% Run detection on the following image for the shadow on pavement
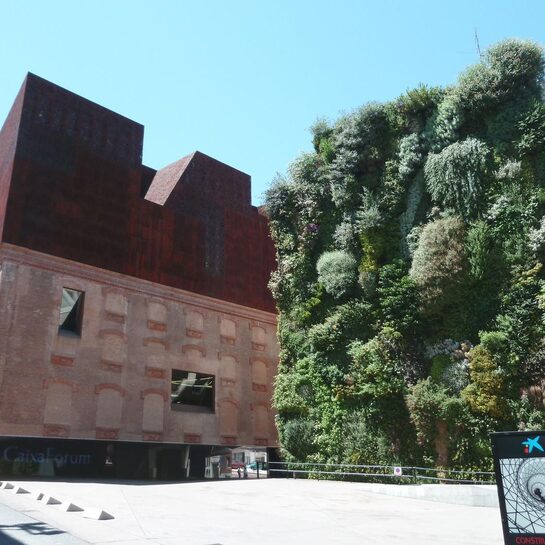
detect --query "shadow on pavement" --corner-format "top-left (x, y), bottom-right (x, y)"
top-left (0, 529), bottom-right (24, 545)
top-left (0, 522), bottom-right (66, 545)
top-left (0, 521), bottom-right (65, 536)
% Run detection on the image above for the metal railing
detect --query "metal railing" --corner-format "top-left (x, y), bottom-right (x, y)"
top-left (267, 461), bottom-right (496, 485)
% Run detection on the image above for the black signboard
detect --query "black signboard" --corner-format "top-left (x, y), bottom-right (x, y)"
top-left (491, 430), bottom-right (545, 545)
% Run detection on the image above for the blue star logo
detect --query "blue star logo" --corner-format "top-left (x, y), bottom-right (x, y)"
top-left (522, 436), bottom-right (544, 454)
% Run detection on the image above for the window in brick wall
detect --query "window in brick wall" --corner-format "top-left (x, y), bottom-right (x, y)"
top-left (171, 370), bottom-right (215, 412)
top-left (59, 288), bottom-right (84, 335)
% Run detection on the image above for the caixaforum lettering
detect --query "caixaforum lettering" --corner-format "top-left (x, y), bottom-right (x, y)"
top-left (3, 446), bottom-right (91, 465)
top-left (515, 537), bottom-right (545, 544)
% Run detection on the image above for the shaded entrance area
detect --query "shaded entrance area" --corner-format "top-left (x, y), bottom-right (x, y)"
top-left (0, 437), bottom-right (270, 481)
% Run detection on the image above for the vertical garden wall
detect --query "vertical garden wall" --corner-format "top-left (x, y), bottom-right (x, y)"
top-left (265, 39), bottom-right (545, 470)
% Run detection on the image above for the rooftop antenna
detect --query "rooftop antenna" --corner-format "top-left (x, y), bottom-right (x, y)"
top-left (474, 28), bottom-right (482, 58)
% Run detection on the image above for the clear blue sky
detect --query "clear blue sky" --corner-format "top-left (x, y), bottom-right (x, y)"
top-left (1, 1), bottom-right (545, 205)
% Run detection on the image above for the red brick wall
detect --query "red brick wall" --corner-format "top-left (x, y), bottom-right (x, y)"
top-left (0, 74), bottom-right (276, 313)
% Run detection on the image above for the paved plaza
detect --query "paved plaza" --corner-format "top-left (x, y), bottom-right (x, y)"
top-left (0, 478), bottom-right (504, 545)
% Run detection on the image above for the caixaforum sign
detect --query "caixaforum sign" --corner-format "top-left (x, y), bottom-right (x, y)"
top-left (2, 445), bottom-right (91, 466)
top-left (491, 431), bottom-right (545, 545)
top-left (0, 437), bottom-right (105, 478)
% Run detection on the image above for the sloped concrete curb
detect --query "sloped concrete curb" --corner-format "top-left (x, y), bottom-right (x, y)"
top-left (13, 485), bottom-right (29, 494)
top-left (0, 482), bottom-right (114, 519)
top-left (357, 482), bottom-right (499, 507)
top-left (60, 501), bottom-right (84, 512)
top-left (41, 494), bottom-right (62, 505)
top-left (83, 508), bottom-right (114, 520)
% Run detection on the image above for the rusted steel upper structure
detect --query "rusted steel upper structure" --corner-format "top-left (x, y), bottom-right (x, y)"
top-left (0, 74), bottom-right (276, 313)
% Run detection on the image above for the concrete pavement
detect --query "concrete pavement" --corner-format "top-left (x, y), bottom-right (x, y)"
top-left (0, 478), bottom-right (504, 545)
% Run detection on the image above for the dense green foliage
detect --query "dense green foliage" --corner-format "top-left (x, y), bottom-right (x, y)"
top-left (265, 39), bottom-right (545, 470)
top-left (316, 251), bottom-right (358, 298)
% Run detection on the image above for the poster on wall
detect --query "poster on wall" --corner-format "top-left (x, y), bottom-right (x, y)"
top-left (491, 431), bottom-right (545, 545)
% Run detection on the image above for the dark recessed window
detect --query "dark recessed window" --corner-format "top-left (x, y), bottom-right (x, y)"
top-left (171, 370), bottom-right (215, 411)
top-left (59, 288), bottom-right (84, 335)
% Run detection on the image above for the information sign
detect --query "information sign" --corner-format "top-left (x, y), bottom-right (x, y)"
top-left (491, 431), bottom-right (545, 545)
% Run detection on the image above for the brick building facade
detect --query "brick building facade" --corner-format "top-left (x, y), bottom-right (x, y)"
top-left (0, 74), bottom-right (278, 480)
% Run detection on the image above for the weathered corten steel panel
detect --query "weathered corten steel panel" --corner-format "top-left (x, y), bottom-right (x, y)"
top-left (0, 74), bottom-right (276, 313)
top-left (0, 77), bottom-right (26, 241)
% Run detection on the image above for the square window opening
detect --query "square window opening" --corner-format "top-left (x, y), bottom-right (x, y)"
top-left (171, 370), bottom-right (215, 412)
top-left (59, 288), bottom-right (84, 335)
